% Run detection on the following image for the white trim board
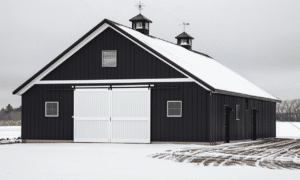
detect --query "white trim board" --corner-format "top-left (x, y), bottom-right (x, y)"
top-left (15, 23), bottom-right (211, 95)
top-left (36, 78), bottom-right (194, 84)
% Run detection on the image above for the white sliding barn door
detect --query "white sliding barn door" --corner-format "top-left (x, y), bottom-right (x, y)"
top-left (74, 89), bottom-right (110, 142)
top-left (73, 88), bottom-right (150, 143)
top-left (111, 88), bottom-right (151, 143)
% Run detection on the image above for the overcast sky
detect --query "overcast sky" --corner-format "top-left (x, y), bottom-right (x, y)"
top-left (0, 0), bottom-right (299, 109)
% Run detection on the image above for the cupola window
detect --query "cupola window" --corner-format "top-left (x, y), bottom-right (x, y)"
top-left (145, 22), bottom-right (149, 30)
top-left (136, 22), bottom-right (142, 29)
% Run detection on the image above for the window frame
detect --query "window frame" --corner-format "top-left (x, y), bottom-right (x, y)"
top-left (167, 101), bottom-right (182, 117)
top-left (45, 101), bottom-right (59, 117)
top-left (236, 104), bottom-right (240, 120)
top-left (102, 50), bottom-right (117, 67)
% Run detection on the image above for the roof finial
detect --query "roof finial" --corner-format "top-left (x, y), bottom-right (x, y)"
top-left (179, 21), bottom-right (190, 32)
top-left (135, 1), bottom-right (145, 14)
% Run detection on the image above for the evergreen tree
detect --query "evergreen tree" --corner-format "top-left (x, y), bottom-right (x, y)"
top-left (5, 104), bottom-right (14, 114)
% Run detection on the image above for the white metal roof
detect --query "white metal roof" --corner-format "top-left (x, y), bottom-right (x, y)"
top-left (115, 24), bottom-right (280, 102)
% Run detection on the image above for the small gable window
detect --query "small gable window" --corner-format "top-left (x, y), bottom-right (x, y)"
top-left (167, 101), bottom-right (182, 117)
top-left (45, 102), bottom-right (59, 117)
top-left (102, 50), bottom-right (117, 67)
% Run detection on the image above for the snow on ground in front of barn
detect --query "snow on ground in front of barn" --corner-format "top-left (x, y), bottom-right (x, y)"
top-left (0, 143), bottom-right (300, 180)
top-left (0, 123), bottom-right (300, 179)
top-left (276, 122), bottom-right (300, 138)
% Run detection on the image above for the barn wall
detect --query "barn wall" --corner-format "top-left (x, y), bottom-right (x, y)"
top-left (210, 93), bottom-right (276, 142)
top-left (22, 84), bottom-right (74, 140)
top-left (22, 82), bottom-right (208, 142)
top-left (42, 27), bottom-right (186, 80)
top-left (151, 82), bottom-right (208, 142)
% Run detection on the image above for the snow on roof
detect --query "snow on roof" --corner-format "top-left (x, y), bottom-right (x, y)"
top-left (115, 24), bottom-right (280, 101)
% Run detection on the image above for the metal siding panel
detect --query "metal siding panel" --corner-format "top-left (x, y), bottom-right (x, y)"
top-left (30, 87), bottom-right (35, 139)
top-left (186, 83), bottom-right (193, 141)
top-left (169, 83), bottom-right (175, 141)
top-left (178, 83), bottom-right (184, 141)
top-left (131, 41), bottom-right (135, 79)
top-left (206, 92), bottom-right (210, 142)
top-left (183, 83), bottom-right (189, 141)
top-left (95, 36), bottom-right (99, 79)
top-left (174, 83), bottom-right (179, 141)
top-left (211, 94), bottom-right (216, 142)
top-left (156, 84), bottom-right (162, 140)
top-left (21, 95), bottom-right (27, 139)
top-left (197, 86), bottom-right (203, 141)
top-left (165, 86), bottom-right (170, 141)
top-left (192, 83), bottom-right (198, 141)
top-left (151, 88), bottom-right (157, 141)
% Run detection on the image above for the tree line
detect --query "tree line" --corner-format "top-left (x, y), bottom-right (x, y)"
top-left (276, 99), bottom-right (300, 122)
top-left (0, 104), bottom-right (22, 120)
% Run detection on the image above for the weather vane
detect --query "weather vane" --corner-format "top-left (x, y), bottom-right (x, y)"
top-left (179, 21), bottom-right (190, 32)
top-left (135, 1), bottom-right (145, 14)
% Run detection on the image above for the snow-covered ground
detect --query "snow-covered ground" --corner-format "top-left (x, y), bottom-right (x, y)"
top-left (1, 143), bottom-right (300, 180)
top-left (0, 122), bottom-right (300, 179)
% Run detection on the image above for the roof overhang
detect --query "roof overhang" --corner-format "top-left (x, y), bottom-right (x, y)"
top-left (213, 89), bottom-right (282, 103)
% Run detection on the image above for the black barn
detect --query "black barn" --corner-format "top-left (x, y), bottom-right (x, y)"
top-left (13, 14), bottom-right (281, 144)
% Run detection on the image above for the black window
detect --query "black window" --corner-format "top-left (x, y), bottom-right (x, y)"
top-left (167, 101), bottom-right (182, 117)
top-left (45, 102), bottom-right (59, 117)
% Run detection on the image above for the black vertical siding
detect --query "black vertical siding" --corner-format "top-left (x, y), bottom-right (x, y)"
top-left (22, 82), bottom-right (208, 142)
top-left (22, 82), bottom-right (276, 142)
top-left (150, 82), bottom-right (208, 142)
top-left (22, 85), bottom-right (74, 140)
top-left (210, 93), bottom-right (277, 142)
top-left (42, 28), bottom-right (186, 80)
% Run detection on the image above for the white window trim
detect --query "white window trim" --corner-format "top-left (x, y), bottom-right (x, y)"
top-left (236, 104), bottom-right (240, 120)
top-left (167, 101), bottom-right (182, 117)
top-left (136, 22), bottom-right (142, 29)
top-left (45, 101), bottom-right (59, 117)
top-left (102, 50), bottom-right (117, 67)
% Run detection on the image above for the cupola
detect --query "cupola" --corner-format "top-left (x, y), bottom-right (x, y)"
top-left (129, 14), bottom-right (152, 35)
top-left (175, 32), bottom-right (194, 50)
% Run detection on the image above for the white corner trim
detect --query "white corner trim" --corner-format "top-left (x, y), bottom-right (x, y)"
top-left (15, 23), bottom-right (211, 95)
top-left (36, 78), bottom-right (194, 84)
